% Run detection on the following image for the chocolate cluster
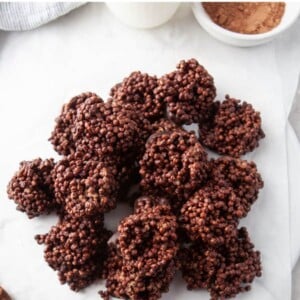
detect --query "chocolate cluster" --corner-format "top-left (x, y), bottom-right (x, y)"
top-left (69, 99), bottom-right (143, 157)
top-left (210, 156), bottom-right (264, 217)
top-left (110, 71), bottom-right (163, 122)
top-left (51, 93), bottom-right (151, 160)
top-left (52, 152), bottom-right (119, 218)
top-left (199, 96), bottom-right (265, 157)
top-left (35, 214), bottom-right (111, 291)
top-left (155, 58), bottom-right (216, 125)
top-left (49, 92), bottom-right (102, 156)
top-left (140, 130), bottom-right (209, 203)
top-left (180, 227), bottom-right (262, 300)
top-left (180, 186), bottom-right (239, 246)
top-left (7, 158), bottom-right (56, 218)
top-left (101, 242), bottom-right (177, 300)
top-left (101, 197), bottom-right (178, 300)
top-left (7, 58), bottom-right (265, 299)
top-left (118, 198), bottom-right (178, 268)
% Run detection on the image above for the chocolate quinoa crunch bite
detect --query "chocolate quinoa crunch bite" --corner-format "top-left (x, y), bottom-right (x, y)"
top-left (101, 198), bottom-right (178, 300)
top-left (7, 158), bottom-right (56, 218)
top-left (101, 243), bottom-right (177, 300)
top-left (180, 227), bottom-right (262, 300)
top-left (36, 214), bottom-right (111, 291)
top-left (50, 92), bottom-right (103, 156)
top-left (73, 100), bottom-right (143, 157)
top-left (52, 152), bottom-right (119, 218)
top-left (179, 242), bottom-right (223, 290)
top-left (199, 96), bottom-right (265, 157)
top-left (210, 156), bottom-right (264, 217)
top-left (111, 71), bottom-right (163, 121)
top-left (180, 186), bottom-right (239, 246)
top-left (140, 130), bottom-right (209, 203)
top-left (7, 59), bottom-right (266, 300)
top-left (118, 201), bottom-right (178, 269)
top-left (155, 58), bottom-right (216, 125)
top-left (51, 93), bottom-right (151, 159)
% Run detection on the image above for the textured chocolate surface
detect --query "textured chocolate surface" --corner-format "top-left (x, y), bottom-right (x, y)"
top-left (155, 59), bottom-right (216, 125)
top-left (199, 96), bottom-right (265, 157)
top-left (7, 158), bottom-right (56, 218)
top-left (35, 214), bottom-right (111, 291)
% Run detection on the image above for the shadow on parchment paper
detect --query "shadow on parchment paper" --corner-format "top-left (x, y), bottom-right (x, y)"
top-left (293, 257), bottom-right (300, 300)
top-left (0, 32), bottom-right (8, 57)
top-left (290, 74), bottom-right (300, 300)
top-left (289, 75), bottom-right (300, 142)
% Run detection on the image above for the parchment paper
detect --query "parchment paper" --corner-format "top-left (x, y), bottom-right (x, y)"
top-left (0, 4), bottom-right (300, 300)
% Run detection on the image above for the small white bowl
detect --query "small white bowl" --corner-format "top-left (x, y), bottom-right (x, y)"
top-left (192, 2), bottom-right (300, 47)
top-left (106, 2), bottom-right (180, 29)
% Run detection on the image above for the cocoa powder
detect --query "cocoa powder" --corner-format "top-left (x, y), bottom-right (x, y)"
top-left (202, 2), bottom-right (285, 34)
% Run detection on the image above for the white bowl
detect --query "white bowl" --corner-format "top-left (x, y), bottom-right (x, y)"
top-left (106, 2), bottom-right (180, 29)
top-left (192, 2), bottom-right (300, 47)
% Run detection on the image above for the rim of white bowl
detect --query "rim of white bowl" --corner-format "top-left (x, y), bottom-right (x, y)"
top-left (192, 2), bottom-right (300, 40)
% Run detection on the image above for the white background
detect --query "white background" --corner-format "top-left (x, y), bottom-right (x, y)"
top-left (1, 3), bottom-right (300, 300)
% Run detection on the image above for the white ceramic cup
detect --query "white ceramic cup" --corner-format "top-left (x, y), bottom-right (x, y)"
top-left (106, 2), bottom-right (180, 29)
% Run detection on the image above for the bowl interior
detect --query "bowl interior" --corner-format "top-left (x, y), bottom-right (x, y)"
top-left (194, 2), bottom-right (300, 40)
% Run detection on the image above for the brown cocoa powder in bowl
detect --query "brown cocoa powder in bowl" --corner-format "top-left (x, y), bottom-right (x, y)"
top-left (202, 2), bottom-right (285, 34)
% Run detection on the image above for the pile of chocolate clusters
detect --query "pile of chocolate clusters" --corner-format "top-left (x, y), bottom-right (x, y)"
top-left (7, 59), bottom-right (264, 300)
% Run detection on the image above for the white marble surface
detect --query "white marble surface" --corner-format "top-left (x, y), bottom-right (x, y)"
top-left (0, 3), bottom-right (300, 300)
